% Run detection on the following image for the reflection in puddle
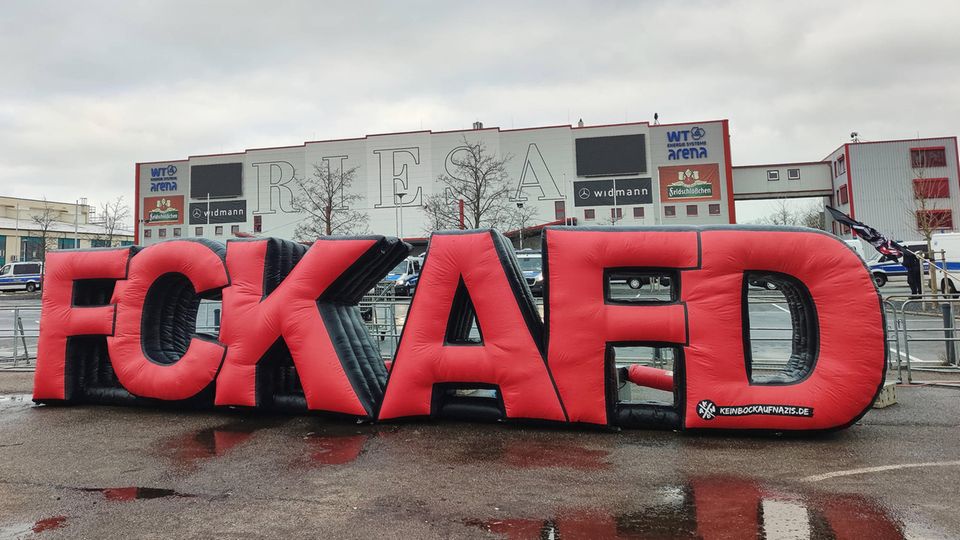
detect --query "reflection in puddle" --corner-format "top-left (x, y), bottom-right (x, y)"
top-left (80, 486), bottom-right (194, 501)
top-left (32, 515), bottom-right (68, 533)
top-left (304, 432), bottom-right (369, 465)
top-left (159, 417), bottom-right (286, 469)
top-left (458, 440), bottom-right (610, 470)
top-left (467, 476), bottom-right (916, 539)
top-left (0, 394), bottom-right (39, 411)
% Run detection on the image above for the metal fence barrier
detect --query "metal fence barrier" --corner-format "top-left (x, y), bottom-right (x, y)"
top-left (6, 288), bottom-right (960, 387)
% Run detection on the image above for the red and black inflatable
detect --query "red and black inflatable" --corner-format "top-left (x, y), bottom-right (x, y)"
top-left (33, 226), bottom-right (886, 433)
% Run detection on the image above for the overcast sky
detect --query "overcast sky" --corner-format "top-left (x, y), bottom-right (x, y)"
top-left (1, 1), bottom-right (957, 222)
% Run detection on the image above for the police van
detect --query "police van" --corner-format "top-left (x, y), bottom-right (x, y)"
top-left (0, 262), bottom-right (43, 292)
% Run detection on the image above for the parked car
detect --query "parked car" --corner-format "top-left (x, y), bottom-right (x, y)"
top-left (385, 256), bottom-right (423, 296)
top-left (515, 250), bottom-right (543, 296)
top-left (866, 241), bottom-right (944, 289)
top-left (0, 261), bottom-right (43, 292)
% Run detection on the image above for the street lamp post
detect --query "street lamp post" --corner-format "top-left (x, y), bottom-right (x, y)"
top-left (396, 186), bottom-right (408, 239)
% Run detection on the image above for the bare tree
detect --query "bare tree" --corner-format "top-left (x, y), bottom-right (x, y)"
top-left (421, 188), bottom-right (461, 233)
top-left (423, 137), bottom-right (513, 230)
top-left (29, 197), bottom-right (59, 262)
top-left (291, 162), bottom-right (370, 240)
top-left (93, 196), bottom-right (131, 246)
top-left (508, 204), bottom-right (539, 249)
top-left (797, 205), bottom-right (826, 230)
top-left (906, 162), bottom-right (950, 294)
top-left (756, 199), bottom-right (798, 226)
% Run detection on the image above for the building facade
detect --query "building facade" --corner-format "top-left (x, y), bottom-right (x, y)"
top-left (0, 196), bottom-right (134, 264)
top-left (135, 120), bottom-right (736, 246)
top-left (822, 137), bottom-right (960, 242)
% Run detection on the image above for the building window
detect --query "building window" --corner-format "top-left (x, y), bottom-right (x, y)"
top-left (231, 225), bottom-right (240, 235)
top-left (555, 201), bottom-right (566, 221)
top-left (610, 207), bottom-right (623, 220)
top-left (584, 209), bottom-right (595, 221)
top-left (158, 229), bottom-right (167, 238)
top-left (914, 177), bottom-right (950, 199)
top-left (686, 205), bottom-right (698, 216)
top-left (917, 209), bottom-right (953, 231)
top-left (664, 205), bottom-right (676, 217)
top-left (195, 227), bottom-right (203, 236)
top-left (709, 203), bottom-right (721, 216)
top-left (173, 228), bottom-right (182, 237)
top-left (835, 156), bottom-right (846, 176)
top-left (254, 215), bottom-right (262, 233)
top-left (91, 239), bottom-right (110, 248)
top-left (839, 185), bottom-right (849, 205)
top-left (911, 147), bottom-right (947, 169)
top-left (787, 168), bottom-right (801, 180)
top-left (215, 226), bottom-right (224, 236)
top-left (766, 170), bottom-right (780, 181)
top-left (633, 207), bottom-right (644, 218)
top-left (20, 237), bottom-right (43, 261)
top-left (58, 238), bottom-right (77, 250)
top-left (144, 229), bottom-right (152, 238)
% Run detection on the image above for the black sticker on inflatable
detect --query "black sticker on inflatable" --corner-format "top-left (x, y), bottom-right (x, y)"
top-left (696, 399), bottom-right (813, 420)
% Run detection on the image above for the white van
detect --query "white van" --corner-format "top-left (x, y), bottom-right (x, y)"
top-left (0, 261), bottom-right (43, 292)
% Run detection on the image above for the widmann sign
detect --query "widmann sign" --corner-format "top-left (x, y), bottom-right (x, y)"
top-left (33, 227), bottom-right (886, 433)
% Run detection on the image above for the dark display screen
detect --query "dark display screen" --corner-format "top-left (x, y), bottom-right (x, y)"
top-left (190, 163), bottom-right (243, 199)
top-left (575, 134), bottom-right (647, 177)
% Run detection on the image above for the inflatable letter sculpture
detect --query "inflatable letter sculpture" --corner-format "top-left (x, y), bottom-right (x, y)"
top-left (34, 226), bottom-right (886, 433)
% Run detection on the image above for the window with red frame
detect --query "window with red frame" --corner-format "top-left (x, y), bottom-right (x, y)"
top-left (709, 203), bottom-right (721, 215)
top-left (913, 178), bottom-right (950, 199)
top-left (664, 205), bottom-right (676, 217)
top-left (633, 207), bottom-right (644, 218)
top-left (555, 201), bottom-right (566, 220)
top-left (911, 147), bottom-right (947, 169)
top-left (686, 205), bottom-right (698, 216)
top-left (839, 185), bottom-right (849, 205)
top-left (834, 156), bottom-right (846, 176)
top-left (917, 209), bottom-right (953, 231)
top-left (584, 208), bottom-right (595, 221)
top-left (610, 207), bottom-right (623, 220)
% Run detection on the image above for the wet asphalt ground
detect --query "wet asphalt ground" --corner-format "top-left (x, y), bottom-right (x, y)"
top-left (0, 372), bottom-right (959, 539)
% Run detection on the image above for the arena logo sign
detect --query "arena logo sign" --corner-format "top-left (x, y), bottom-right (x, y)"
top-left (666, 126), bottom-right (708, 161)
top-left (32, 227), bottom-right (886, 434)
top-left (149, 164), bottom-right (179, 192)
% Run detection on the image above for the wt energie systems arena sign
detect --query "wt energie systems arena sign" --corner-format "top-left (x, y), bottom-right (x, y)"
top-left (33, 226), bottom-right (886, 433)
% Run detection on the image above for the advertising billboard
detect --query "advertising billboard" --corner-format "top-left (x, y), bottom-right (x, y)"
top-left (658, 164), bottom-right (721, 202)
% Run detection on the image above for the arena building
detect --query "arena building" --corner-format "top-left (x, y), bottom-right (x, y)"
top-left (134, 120), bottom-right (959, 247)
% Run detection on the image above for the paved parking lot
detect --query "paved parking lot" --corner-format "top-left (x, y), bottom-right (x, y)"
top-left (0, 371), bottom-right (958, 538)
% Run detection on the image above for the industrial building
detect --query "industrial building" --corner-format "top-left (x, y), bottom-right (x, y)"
top-left (0, 196), bottom-right (134, 264)
top-left (134, 121), bottom-right (959, 247)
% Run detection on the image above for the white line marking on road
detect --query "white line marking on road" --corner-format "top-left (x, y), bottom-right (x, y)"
top-left (887, 346), bottom-right (926, 363)
top-left (801, 460), bottom-right (960, 482)
top-left (771, 303), bottom-right (790, 314)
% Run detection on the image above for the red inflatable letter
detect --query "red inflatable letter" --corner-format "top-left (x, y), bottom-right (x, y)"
top-left (378, 230), bottom-right (566, 422)
top-left (107, 240), bottom-right (229, 401)
top-left (34, 248), bottom-right (133, 401)
top-left (544, 228), bottom-right (697, 426)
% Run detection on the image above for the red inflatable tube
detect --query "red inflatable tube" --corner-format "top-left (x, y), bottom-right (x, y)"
top-left (107, 240), bottom-right (229, 401)
top-left (33, 248), bottom-right (133, 401)
top-left (625, 365), bottom-right (674, 393)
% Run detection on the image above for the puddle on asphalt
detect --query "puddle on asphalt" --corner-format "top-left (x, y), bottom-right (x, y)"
top-left (303, 432), bottom-right (370, 465)
top-left (0, 394), bottom-right (40, 412)
top-left (455, 440), bottom-right (610, 470)
top-left (79, 486), bottom-right (195, 501)
top-left (32, 515), bottom-right (68, 532)
top-left (465, 476), bottom-right (932, 539)
top-left (159, 416), bottom-right (288, 469)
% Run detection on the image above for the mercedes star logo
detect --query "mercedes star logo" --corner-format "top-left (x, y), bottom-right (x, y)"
top-left (578, 187), bottom-right (591, 199)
